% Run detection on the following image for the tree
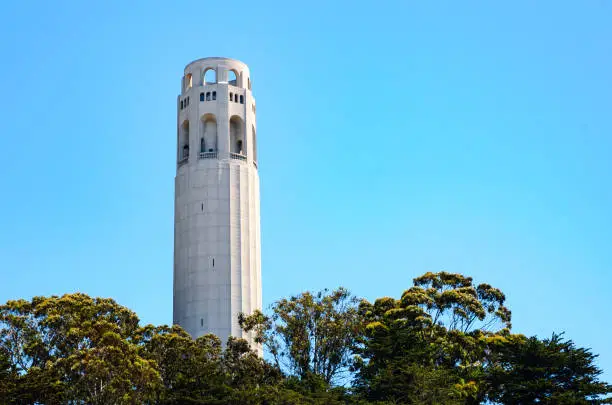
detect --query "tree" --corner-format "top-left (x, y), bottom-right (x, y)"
top-left (0, 293), bottom-right (161, 404)
top-left (137, 325), bottom-right (295, 405)
top-left (486, 333), bottom-right (612, 404)
top-left (222, 337), bottom-right (300, 405)
top-left (239, 287), bottom-right (362, 386)
top-left (0, 348), bottom-right (15, 404)
top-left (136, 325), bottom-right (229, 404)
top-left (408, 271), bottom-right (511, 333)
top-left (1, 275), bottom-right (610, 405)
top-left (354, 272), bottom-right (512, 404)
top-left (354, 296), bottom-right (472, 404)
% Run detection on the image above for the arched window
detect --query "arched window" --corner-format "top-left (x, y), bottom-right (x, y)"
top-left (228, 70), bottom-right (238, 86)
top-left (206, 92), bottom-right (211, 101)
top-left (212, 91), bottom-right (217, 100)
top-left (230, 116), bottom-right (245, 155)
top-left (180, 100), bottom-right (183, 110)
top-left (203, 68), bottom-right (216, 84)
top-left (200, 114), bottom-right (218, 153)
top-left (200, 93), bottom-right (204, 102)
top-left (229, 92), bottom-right (233, 102)
top-left (239, 95), bottom-right (244, 104)
top-left (180, 120), bottom-right (190, 161)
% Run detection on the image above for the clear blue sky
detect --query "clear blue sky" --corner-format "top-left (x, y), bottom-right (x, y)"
top-left (1, 0), bottom-right (611, 379)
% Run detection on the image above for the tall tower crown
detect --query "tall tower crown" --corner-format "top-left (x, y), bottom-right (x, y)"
top-left (177, 57), bottom-right (257, 165)
top-left (174, 57), bottom-right (261, 350)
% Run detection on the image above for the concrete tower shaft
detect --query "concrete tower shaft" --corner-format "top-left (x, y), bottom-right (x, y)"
top-left (173, 57), bottom-right (261, 348)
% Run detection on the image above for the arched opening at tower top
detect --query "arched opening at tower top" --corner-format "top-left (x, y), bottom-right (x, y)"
top-left (230, 116), bottom-right (245, 155)
top-left (200, 114), bottom-right (218, 154)
top-left (228, 70), bottom-right (238, 86)
top-left (184, 74), bottom-right (193, 91)
top-left (203, 68), bottom-right (216, 84)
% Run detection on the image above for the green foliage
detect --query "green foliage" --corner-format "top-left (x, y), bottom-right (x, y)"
top-left (0, 348), bottom-right (16, 404)
top-left (0, 293), bottom-right (160, 404)
top-left (353, 272), bottom-right (611, 404)
top-left (409, 271), bottom-right (511, 333)
top-left (135, 325), bottom-right (228, 403)
top-left (239, 287), bottom-right (362, 386)
top-left (485, 333), bottom-right (612, 404)
top-left (353, 272), bottom-right (511, 403)
top-left (0, 272), bottom-right (610, 404)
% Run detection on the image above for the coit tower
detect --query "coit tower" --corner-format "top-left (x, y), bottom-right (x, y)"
top-left (173, 57), bottom-right (261, 347)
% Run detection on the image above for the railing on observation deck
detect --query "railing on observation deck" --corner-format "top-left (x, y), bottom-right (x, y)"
top-left (199, 151), bottom-right (217, 159)
top-left (230, 153), bottom-right (247, 162)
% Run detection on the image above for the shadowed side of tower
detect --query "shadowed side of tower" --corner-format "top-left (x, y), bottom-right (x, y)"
top-left (173, 57), bottom-right (261, 352)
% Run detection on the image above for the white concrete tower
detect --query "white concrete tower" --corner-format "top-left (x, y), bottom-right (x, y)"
top-left (173, 57), bottom-right (261, 347)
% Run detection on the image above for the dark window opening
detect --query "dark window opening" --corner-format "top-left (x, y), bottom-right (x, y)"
top-left (200, 93), bottom-right (204, 102)
top-left (180, 100), bottom-right (183, 109)
top-left (201, 318), bottom-right (203, 327)
top-left (239, 95), bottom-right (244, 104)
top-left (229, 92), bottom-right (233, 102)
top-left (212, 91), bottom-right (216, 100)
